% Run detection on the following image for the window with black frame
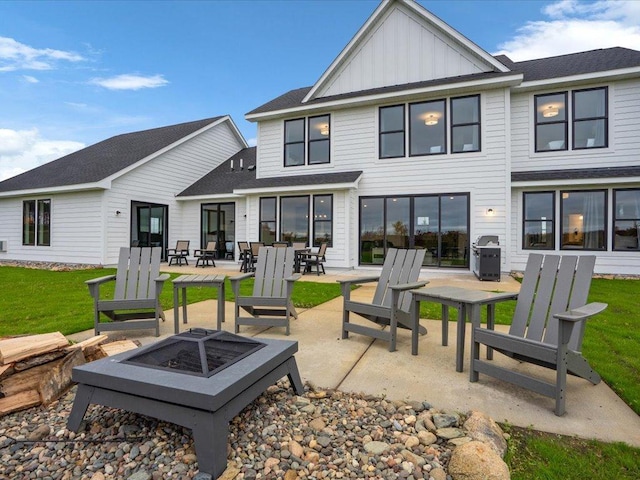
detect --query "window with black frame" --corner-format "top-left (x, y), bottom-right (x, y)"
top-left (535, 92), bottom-right (568, 152)
top-left (560, 190), bottom-right (606, 250)
top-left (259, 197), bottom-right (277, 244)
top-left (280, 196), bottom-right (309, 245)
top-left (410, 100), bottom-right (446, 155)
top-left (573, 87), bottom-right (607, 149)
top-left (313, 195), bottom-right (332, 246)
top-left (379, 105), bottom-right (405, 158)
top-left (284, 118), bottom-right (305, 167)
top-left (308, 115), bottom-right (330, 164)
top-left (613, 189), bottom-right (640, 251)
top-left (523, 192), bottom-right (555, 249)
top-left (23, 199), bottom-right (50, 246)
top-left (451, 95), bottom-right (480, 153)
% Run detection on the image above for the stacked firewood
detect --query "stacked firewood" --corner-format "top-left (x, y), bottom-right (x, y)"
top-left (0, 332), bottom-right (139, 417)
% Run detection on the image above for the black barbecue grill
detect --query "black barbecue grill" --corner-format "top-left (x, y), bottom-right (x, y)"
top-left (472, 235), bottom-right (501, 281)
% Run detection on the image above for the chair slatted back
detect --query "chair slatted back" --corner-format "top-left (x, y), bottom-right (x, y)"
top-left (372, 248), bottom-right (426, 311)
top-left (509, 254), bottom-right (596, 351)
top-left (114, 247), bottom-right (161, 301)
top-left (253, 247), bottom-right (295, 298)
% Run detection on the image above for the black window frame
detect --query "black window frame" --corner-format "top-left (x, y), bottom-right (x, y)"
top-left (379, 104), bottom-right (406, 159)
top-left (409, 99), bottom-right (447, 156)
top-left (572, 86), bottom-right (608, 150)
top-left (612, 188), bottom-right (640, 251)
top-left (312, 194), bottom-right (333, 247)
top-left (308, 114), bottom-right (331, 165)
top-left (22, 199), bottom-right (51, 246)
top-left (450, 94), bottom-right (481, 153)
top-left (279, 195), bottom-right (310, 245)
top-left (284, 118), bottom-right (306, 167)
top-left (534, 92), bottom-right (568, 153)
top-left (522, 191), bottom-right (555, 250)
top-left (259, 197), bottom-right (277, 243)
top-left (559, 189), bottom-right (607, 251)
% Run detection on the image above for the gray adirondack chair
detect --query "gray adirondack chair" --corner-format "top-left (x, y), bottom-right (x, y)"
top-left (470, 254), bottom-right (607, 416)
top-left (231, 247), bottom-right (301, 335)
top-left (339, 248), bottom-right (428, 353)
top-left (87, 247), bottom-right (170, 336)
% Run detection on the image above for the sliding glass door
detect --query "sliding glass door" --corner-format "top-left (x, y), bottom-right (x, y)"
top-left (201, 203), bottom-right (235, 259)
top-left (360, 193), bottom-right (469, 268)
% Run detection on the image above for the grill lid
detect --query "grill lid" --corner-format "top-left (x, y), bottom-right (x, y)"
top-left (122, 328), bottom-right (266, 378)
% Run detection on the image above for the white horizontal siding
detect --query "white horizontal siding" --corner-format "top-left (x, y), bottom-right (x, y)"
top-left (317, 3), bottom-right (490, 98)
top-left (0, 191), bottom-right (104, 264)
top-left (106, 122), bottom-right (244, 263)
top-left (511, 79), bottom-right (640, 173)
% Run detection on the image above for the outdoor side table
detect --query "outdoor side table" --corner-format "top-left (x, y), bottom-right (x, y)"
top-left (410, 286), bottom-right (518, 372)
top-left (173, 274), bottom-right (226, 333)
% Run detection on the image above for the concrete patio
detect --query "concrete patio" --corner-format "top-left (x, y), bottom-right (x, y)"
top-left (70, 260), bottom-right (640, 448)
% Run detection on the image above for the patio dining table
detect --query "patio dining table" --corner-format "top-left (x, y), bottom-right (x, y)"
top-left (410, 286), bottom-right (518, 372)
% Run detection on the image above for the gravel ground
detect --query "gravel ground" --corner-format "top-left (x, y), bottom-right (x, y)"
top-left (0, 381), bottom-right (460, 480)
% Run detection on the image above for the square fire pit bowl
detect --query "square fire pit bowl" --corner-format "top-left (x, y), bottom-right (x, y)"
top-left (67, 329), bottom-right (303, 478)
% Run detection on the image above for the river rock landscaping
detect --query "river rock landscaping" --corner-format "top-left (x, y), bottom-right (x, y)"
top-left (0, 380), bottom-right (509, 480)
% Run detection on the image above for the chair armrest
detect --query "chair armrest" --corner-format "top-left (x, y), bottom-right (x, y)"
top-left (155, 273), bottom-right (170, 283)
top-left (85, 275), bottom-right (116, 286)
top-left (553, 302), bottom-right (608, 322)
top-left (230, 272), bottom-right (255, 297)
top-left (389, 280), bottom-right (429, 292)
top-left (337, 275), bottom-right (380, 286)
top-left (285, 273), bottom-right (302, 282)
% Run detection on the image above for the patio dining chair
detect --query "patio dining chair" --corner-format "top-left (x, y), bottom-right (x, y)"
top-left (470, 253), bottom-right (607, 415)
top-left (299, 242), bottom-right (328, 275)
top-left (339, 248), bottom-right (428, 352)
top-left (167, 240), bottom-right (190, 266)
top-left (194, 241), bottom-right (217, 267)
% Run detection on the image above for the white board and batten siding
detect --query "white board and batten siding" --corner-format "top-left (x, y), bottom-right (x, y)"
top-left (0, 191), bottom-right (104, 264)
top-left (315, 2), bottom-right (491, 99)
top-left (105, 121), bottom-right (245, 264)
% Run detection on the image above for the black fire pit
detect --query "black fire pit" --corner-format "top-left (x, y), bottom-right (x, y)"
top-left (67, 329), bottom-right (303, 478)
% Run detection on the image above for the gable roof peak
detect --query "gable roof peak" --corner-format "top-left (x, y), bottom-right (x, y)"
top-left (302, 0), bottom-right (510, 104)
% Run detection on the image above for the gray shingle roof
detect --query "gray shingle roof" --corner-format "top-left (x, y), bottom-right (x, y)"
top-left (248, 47), bottom-right (640, 116)
top-left (512, 166), bottom-right (640, 182)
top-left (177, 147), bottom-right (363, 197)
top-left (0, 117), bottom-right (223, 193)
top-left (504, 47), bottom-right (640, 82)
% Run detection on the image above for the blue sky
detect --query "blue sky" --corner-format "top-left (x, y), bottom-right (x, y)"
top-left (1, 0), bottom-right (639, 180)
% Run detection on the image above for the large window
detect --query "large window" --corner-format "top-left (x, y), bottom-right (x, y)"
top-left (535, 87), bottom-right (607, 152)
top-left (308, 115), bottom-right (330, 164)
top-left (284, 115), bottom-right (330, 167)
top-left (280, 196), bottom-right (310, 245)
top-left (22, 199), bottom-right (50, 246)
top-left (259, 197), bottom-right (277, 244)
top-left (360, 194), bottom-right (469, 267)
top-left (284, 119), bottom-right (305, 167)
top-left (451, 95), bottom-right (480, 153)
top-left (313, 195), bottom-right (333, 246)
top-left (409, 100), bottom-right (445, 156)
top-left (573, 87), bottom-right (607, 149)
top-left (613, 189), bottom-right (640, 251)
top-left (560, 190), bottom-right (606, 250)
top-left (535, 92), bottom-right (568, 152)
top-left (523, 192), bottom-right (555, 249)
top-left (379, 105), bottom-right (405, 158)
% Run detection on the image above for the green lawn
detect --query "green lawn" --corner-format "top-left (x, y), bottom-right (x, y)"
top-left (1, 266), bottom-right (639, 477)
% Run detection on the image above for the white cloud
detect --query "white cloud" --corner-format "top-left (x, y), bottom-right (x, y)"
top-left (22, 75), bottom-right (38, 83)
top-left (247, 137), bottom-right (257, 147)
top-left (0, 128), bottom-right (84, 181)
top-left (88, 74), bottom-right (169, 91)
top-left (0, 36), bottom-right (85, 72)
top-left (495, 0), bottom-right (640, 61)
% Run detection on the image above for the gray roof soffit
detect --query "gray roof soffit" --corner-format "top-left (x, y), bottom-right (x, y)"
top-left (512, 166), bottom-right (640, 183)
top-left (178, 148), bottom-right (362, 197)
top-left (0, 116), bottom-right (224, 194)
